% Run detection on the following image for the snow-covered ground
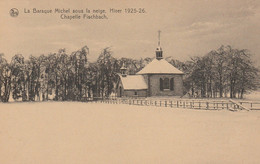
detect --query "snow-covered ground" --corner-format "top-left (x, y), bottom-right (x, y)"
top-left (0, 102), bottom-right (260, 164)
top-left (244, 91), bottom-right (260, 101)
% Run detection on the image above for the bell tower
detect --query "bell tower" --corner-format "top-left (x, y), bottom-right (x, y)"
top-left (156, 30), bottom-right (163, 60)
top-left (120, 62), bottom-right (127, 77)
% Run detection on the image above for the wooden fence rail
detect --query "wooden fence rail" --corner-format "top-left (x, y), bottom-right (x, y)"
top-left (94, 98), bottom-right (260, 111)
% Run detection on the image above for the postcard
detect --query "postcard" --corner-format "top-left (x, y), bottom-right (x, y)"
top-left (0, 0), bottom-right (260, 163)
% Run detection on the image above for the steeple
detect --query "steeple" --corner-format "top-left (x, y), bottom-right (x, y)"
top-left (158, 30), bottom-right (161, 47)
top-left (120, 62), bottom-right (127, 77)
top-left (156, 30), bottom-right (163, 60)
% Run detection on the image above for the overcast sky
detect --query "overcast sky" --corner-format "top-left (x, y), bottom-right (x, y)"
top-left (0, 0), bottom-right (259, 65)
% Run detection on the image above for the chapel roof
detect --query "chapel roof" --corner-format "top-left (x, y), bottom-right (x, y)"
top-left (119, 75), bottom-right (148, 90)
top-left (136, 58), bottom-right (184, 75)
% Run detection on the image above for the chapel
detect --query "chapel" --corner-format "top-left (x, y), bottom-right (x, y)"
top-left (116, 31), bottom-right (184, 97)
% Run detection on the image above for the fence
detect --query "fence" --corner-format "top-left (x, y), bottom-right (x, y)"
top-left (95, 97), bottom-right (260, 111)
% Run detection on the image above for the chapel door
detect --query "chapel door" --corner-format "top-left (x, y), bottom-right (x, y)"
top-left (119, 87), bottom-right (122, 97)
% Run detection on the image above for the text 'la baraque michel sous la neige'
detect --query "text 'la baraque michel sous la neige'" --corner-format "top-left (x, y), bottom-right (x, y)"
top-left (24, 8), bottom-right (146, 19)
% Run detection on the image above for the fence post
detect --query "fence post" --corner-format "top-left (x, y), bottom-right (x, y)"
top-left (170, 101), bottom-right (173, 108)
top-left (165, 101), bottom-right (167, 107)
top-left (206, 102), bottom-right (209, 110)
top-left (177, 101), bottom-right (179, 108)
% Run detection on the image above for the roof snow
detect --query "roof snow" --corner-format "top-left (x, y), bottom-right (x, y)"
top-left (120, 75), bottom-right (148, 90)
top-left (136, 59), bottom-right (184, 74)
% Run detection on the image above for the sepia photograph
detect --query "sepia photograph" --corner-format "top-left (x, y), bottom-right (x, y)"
top-left (0, 0), bottom-right (260, 163)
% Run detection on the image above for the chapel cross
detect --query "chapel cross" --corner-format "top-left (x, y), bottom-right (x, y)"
top-left (158, 30), bottom-right (161, 46)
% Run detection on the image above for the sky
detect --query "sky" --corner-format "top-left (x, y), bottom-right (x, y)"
top-left (0, 0), bottom-right (259, 65)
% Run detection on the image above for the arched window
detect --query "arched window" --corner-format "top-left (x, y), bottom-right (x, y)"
top-left (160, 77), bottom-right (173, 91)
top-left (163, 78), bottom-right (170, 89)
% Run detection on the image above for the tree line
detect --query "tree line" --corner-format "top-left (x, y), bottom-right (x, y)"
top-left (172, 45), bottom-right (259, 98)
top-left (0, 45), bottom-right (259, 102)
